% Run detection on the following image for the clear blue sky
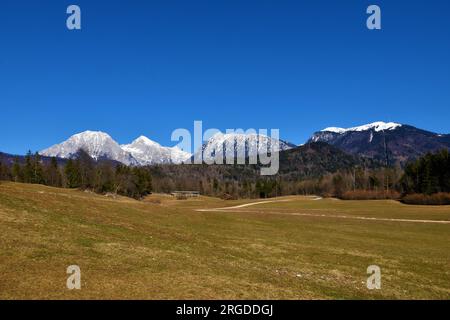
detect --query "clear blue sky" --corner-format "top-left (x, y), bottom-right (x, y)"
top-left (1, 0), bottom-right (450, 154)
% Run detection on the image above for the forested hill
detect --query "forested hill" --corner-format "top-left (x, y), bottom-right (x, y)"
top-left (278, 142), bottom-right (379, 180)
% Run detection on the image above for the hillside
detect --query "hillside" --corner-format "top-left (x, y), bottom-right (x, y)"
top-left (278, 142), bottom-right (377, 180)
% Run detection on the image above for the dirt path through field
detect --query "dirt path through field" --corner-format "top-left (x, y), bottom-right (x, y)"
top-left (195, 199), bottom-right (293, 211)
top-left (197, 199), bottom-right (450, 225)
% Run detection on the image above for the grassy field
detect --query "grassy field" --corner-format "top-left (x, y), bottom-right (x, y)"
top-left (0, 182), bottom-right (449, 299)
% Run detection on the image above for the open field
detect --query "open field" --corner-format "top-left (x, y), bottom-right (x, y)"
top-left (0, 182), bottom-right (449, 299)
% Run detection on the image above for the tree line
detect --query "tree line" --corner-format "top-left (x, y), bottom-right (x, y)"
top-left (401, 149), bottom-right (450, 194)
top-left (0, 150), bottom-right (152, 199)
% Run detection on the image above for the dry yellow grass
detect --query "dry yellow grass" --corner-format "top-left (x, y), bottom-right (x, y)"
top-left (0, 182), bottom-right (449, 299)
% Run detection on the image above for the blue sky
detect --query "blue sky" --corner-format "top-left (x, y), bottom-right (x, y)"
top-left (1, 0), bottom-right (450, 154)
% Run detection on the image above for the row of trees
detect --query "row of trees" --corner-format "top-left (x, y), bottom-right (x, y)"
top-left (288, 168), bottom-right (402, 200)
top-left (4, 151), bottom-right (60, 186)
top-left (146, 162), bottom-right (403, 200)
top-left (0, 150), bottom-right (152, 199)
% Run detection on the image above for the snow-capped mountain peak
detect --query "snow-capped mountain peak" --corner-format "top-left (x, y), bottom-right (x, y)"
top-left (320, 127), bottom-right (347, 134)
top-left (321, 121), bottom-right (402, 134)
top-left (40, 130), bottom-right (138, 165)
top-left (121, 135), bottom-right (191, 165)
top-left (195, 132), bottom-right (295, 162)
top-left (132, 135), bottom-right (161, 147)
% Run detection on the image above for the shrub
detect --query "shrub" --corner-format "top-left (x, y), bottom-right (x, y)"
top-left (401, 193), bottom-right (450, 205)
top-left (221, 193), bottom-right (237, 200)
top-left (340, 190), bottom-right (400, 200)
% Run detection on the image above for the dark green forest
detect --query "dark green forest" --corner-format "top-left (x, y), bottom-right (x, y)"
top-left (401, 149), bottom-right (450, 194)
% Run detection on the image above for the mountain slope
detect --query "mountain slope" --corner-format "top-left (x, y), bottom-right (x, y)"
top-left (309, 122), bottom-right (450, 165)
top-left (277, 142), bottom-right (376, 180)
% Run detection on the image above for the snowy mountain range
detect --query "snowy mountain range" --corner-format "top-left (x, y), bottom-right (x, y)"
top-left (40, 131), bottom-right (191, 166)
top-left (39, 130), bottom-right (294, 166)
top-left (37, 122), bottom-right (450, 167)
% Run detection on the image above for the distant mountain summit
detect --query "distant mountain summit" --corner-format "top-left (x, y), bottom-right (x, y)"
top-left (40, 131), bottom-right (138, 165)
top-left (194, 132), bottom-right (295, 163)
top-left (121, 136), bottom-right (191, 165)
top-left (309, 122), bottom-right (450, 165)
top-left (320, 121), bottom-right (402, 134)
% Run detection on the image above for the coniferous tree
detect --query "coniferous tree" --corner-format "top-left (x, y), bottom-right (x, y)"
top-left (23, 151), bottom-right (34, 183)
top-left (94, 163), bottom-right (115, 193)
top-left (32, 152), bottom-right (44, 184)
top-left (132, 167), bottom-right (152, 198)
top-left (76, 149), bottom-right (95, 189)
top-left (0, 161), bottom-right (8, 180)
top-left (12, 157), bottom-right (23, 182)
top-left (44, 157), bottom-right (62, 187)
top-left (65, 159), bottom-right (81, 188)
